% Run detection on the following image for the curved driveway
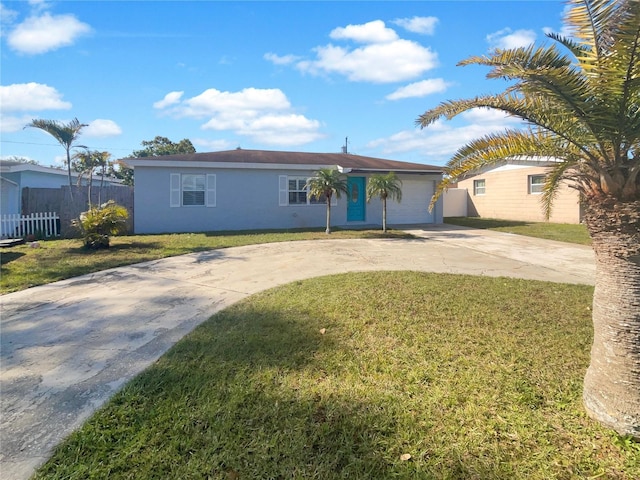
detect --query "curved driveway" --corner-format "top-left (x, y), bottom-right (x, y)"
top-left (0, 225), bottom-right (594, 479)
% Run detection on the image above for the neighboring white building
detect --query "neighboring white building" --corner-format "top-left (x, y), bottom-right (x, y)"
top-left (456, 160), bottom-right (583, 224)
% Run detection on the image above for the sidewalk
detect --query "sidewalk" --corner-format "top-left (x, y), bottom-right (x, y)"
top-left (0, 226), bottom-right (594, 479)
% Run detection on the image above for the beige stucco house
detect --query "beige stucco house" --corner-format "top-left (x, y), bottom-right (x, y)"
top-left (456, 160), bottom-right (584, 224)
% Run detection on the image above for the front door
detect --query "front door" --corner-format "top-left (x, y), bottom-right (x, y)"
top-left (347, 176), bottom-right (365, 222)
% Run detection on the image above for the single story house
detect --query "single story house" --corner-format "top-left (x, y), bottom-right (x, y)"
top-left (456, 159), bottom-right (583, 224)
top-left (123, 149), bottom-right (444, 234)
top-left (0, 160), bottom-right (123, 216)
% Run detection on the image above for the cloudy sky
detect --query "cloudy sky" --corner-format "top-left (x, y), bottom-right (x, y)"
top-left (1, 0), bottom-right (568, 166)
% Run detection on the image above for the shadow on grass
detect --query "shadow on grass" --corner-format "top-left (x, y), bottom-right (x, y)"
top-left (36, 298), bottom-right (511, 479)
top-left (0, 251), bottom-right (26, 266)
top-left (445, 217), bottom-right (531, 229)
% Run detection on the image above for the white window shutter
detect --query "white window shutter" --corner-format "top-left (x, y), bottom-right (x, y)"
top-left (206, 174), bottom-right (216, 207)
top-left (170, 173), bottom-right (181, 207)
top-left (278, 175), bottom-right (288, 206)
top-left (331, 193), bottom-right (338, 207)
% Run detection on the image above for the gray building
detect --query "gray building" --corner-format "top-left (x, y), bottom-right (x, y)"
top-left (124, 149), bottom-right (444, 234)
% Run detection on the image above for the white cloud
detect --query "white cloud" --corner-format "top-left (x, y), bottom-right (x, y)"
top-left (329, 20), bottom-right (398, 44)
top-left (0, 114), bottom-right (33, 133)
top-left (392, 16), bottom-right (438, 35)
top-left (264, 52), bottom-right (300, 65)
top-left (0, 82), bottom-right (72, 111)
top-left (192, 138), bottom-right (235, 151)
top-left (0, 3), bottom-right (19, 24)
top-left (367, 109), bottom-right (524, 163)
top-left (298, 39), bottom-right (437, 83)
top-left (288, 20), bottom-right (437, 84)
top-left (83, 119), bottom-right (122, 138)
top-left (153, 91), bottom-right (184, 109)
top-left (386, 78), bottom-right (451, 100)
top-left (8, 12), bottom-right (91, 54)
top-left (155, 87), bottom-right (324, 146)
top-left (232, 114), bottom-right (324, 146)
top-left (486, 28), bottom-right (536, 50)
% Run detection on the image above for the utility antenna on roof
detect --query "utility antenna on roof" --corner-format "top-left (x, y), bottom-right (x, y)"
top-left (341, 136), bottom-right (348, 154)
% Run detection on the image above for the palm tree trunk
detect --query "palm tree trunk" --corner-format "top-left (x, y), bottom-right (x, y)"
top-left (582, 199), bottom-right (640, 439)
top-left (66, 149), bottom-right (74, 201)
top-left (382, 198), bottom-right (387, 232)
top-left (326, 196), bottom-right (332, 234)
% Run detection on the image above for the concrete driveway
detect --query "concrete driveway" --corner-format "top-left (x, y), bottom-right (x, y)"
top-left (0, 225), bottom-right (595, 479)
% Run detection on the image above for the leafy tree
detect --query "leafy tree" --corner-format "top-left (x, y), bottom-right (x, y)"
top-left (108, 160), bottom-right (134, 186)
top-left (72, 200), bottom-right (129, 249)
top-left (25, 118), bottom-right (87, 200)
top-left (306, 168), bottom-right (348, 234)
top-left (366, 172), bottom-right (403, 232)
top-left (417, 0), bottom-right (639, 438)
top-left (121, 136), bottom-right (197, 186)
top-left (2, 156), bottom-right (39, 165)
top-left (132, 136), bottom-right (196, 157)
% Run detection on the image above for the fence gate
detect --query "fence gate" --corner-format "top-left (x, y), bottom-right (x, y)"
top-left (0, 212), bottom-right (61, 239)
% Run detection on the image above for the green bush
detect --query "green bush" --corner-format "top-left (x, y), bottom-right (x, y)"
top-left (73, 201), bottom-right (129, 249)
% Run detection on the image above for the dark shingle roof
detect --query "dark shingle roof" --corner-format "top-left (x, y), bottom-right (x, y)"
top-left (124, 149), bottom-right (443, 173)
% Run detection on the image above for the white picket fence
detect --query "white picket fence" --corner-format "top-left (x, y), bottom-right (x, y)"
top-left (0, 212), bottom-right (60, 239)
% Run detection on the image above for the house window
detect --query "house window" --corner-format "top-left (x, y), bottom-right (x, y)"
top-left (170, 173), bottom-right (216, 207)
top-left (473, 179), bottom-right (486, 196)
top-left (279, 175), bottom-right (334, 206)
top-left (182, 174), bottom-right (205, 206)
top-left (288, 178), bottom-right (308, 205)
top-left (529, 175), bottom-right (545, 194)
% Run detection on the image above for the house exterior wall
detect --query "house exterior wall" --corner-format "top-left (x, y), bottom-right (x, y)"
top-left (133, 166), bottom-right (442, 234)
top-left (457, 165), bottom-right (582, 224)
top-left (1, 178), bottom-right (19, 216)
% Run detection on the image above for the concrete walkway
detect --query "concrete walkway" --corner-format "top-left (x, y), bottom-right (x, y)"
top-left (0, 225), bottom-right (595, 479)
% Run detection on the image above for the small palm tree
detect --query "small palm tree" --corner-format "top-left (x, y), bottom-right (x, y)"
top-left (26, 118), bottom-right (87, 200)
top-left (73, 150), bottom-right (112, 206)
top-left (306, 168), bottom-right (348, 234)
top-left (366, 172), bottom-right (403, 232)
top-left (72, 200), bottom-right (129, 249)
top-left (417, 0), bottom-right (639, 438)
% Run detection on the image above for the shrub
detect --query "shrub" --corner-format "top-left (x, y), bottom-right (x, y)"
top-left (73, 200), bottom-right (129, 249)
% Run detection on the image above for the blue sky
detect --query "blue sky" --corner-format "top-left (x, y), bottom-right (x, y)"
top-left (1, 0), bottom-right (568, 167)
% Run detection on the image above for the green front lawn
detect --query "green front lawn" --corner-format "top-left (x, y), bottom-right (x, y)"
top-left (0, 228), bottom-right (413, 294)
top-left (445, 217), bottom-right (591, 245)
top-left (34, 272), bottom-right (638, 480)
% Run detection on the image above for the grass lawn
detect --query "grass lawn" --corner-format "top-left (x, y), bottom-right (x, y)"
top-left (445, 217), bottom-right (591, 245)
top-left (0, 228), bottom-right (413, 294)
top-left (33, 272), bottom-right (638, 480)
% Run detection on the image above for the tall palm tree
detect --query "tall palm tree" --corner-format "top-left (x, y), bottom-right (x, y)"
top-left (306, 168), bottom-right (348, 234)
top-left (417, 0), bottom-right (639, 438)
top-left (366, 172), bottom-right (403, 232)
top-left (26, 118), bottom-right (87, 200)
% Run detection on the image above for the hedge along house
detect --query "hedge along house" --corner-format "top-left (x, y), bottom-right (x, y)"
top-left (124, 149), bottom-right (444, 234)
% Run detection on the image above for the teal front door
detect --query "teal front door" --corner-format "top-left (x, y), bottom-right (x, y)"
top-left (347, 177), bottom-right (366, 222)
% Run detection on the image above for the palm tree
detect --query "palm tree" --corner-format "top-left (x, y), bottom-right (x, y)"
top-left (306, 168), bottom-right (348, 234)
top-left (26, 118), bottom-right (87, 200)
top-left (366, 172), bottom-right (403, 232)
top-left (417, 0), bottom-right (639, 438)
top-left (73, 150), bottom-right (112, 206)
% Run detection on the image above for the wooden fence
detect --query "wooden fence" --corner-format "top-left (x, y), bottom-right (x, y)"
top-left (0, 212), bottom-right (60, 239)
top-left (21, 185), bottom-right (134, 238)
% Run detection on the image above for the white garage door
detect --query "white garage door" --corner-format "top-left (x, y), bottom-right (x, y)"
top-left (387, 178), bottom-right (435, 224)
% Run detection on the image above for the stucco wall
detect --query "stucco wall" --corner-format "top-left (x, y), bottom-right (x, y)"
top-left (443, 188), bottom-right (468, 217)
top-left (133, 167), bottom-right (442, 234)
top-left (457, 165), bottom-right (582, 224)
